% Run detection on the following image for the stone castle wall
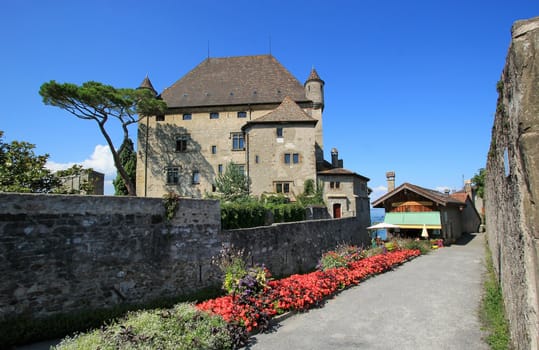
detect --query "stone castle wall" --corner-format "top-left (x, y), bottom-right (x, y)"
top-left (0, 193), bottom-right (368, 322)
top-left (485, 16), bottom-right (539, 350)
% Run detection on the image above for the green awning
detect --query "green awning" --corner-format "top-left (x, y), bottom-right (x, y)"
top-left (385, 211), bottom-right (442, 229)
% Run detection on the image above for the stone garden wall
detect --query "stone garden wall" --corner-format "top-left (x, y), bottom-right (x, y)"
top-left (0, 193), bottom-right (368, 322)
top-left (485, 16), bottom-right (539, 350)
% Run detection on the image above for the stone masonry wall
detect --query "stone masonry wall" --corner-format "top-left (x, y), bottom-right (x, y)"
top-left (486, 16), bottom-right (539, 350)
top-left (0, 193), bottom-right (368, 323)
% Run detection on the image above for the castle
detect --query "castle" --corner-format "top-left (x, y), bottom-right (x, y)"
top-left (136, 55), bottom-right (370, 219)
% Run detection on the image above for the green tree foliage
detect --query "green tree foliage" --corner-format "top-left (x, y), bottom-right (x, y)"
top-left (113, 138), bottom-right (136, 195)
top-left (214, 162), bottom-right (250, 202)
top-left (296, 178), bottom-right (325, 206)
top-left (39, 81), bottom-right (167, 196)
top-left (0, 131), bottom-right (60, 193)
top-left (472, 168), bottom-right (485, 199)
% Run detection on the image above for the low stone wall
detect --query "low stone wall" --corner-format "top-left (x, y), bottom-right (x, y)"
top-left (227, 216), bottom-right (370, 277)
top-left (486, 16), bottom-right (539, 350)
top-left (0, 193), bottom-right (223, 322)
top-left (0, 193), bottom-right (368, 323)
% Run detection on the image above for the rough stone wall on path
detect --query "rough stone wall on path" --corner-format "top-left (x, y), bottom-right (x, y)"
top-left (0, 193), bottom-right (367, 324)
top-left (485, 16), bottom-right (539, 350)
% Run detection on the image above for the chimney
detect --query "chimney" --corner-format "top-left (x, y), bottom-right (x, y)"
top-left (444, 189), bottom-right (450, 195)
top-left (331, 148), bottom-right (339, 168)
top-left (386, 171), bottom-right (395, 192)
top-left (464, 179), bottom-right (472, 198)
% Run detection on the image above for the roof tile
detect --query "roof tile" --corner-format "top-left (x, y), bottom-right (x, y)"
top-left (161, 55), bottom-right (309, 108)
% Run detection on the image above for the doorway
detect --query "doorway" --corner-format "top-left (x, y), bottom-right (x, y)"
top-left (333, 203), bottom-right (342, 218)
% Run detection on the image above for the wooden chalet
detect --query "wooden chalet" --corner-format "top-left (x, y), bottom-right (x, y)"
top-left (372, 182), bottom-right (479, 242)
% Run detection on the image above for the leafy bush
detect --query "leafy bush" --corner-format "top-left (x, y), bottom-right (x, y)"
top-left (318, 244), bottom-right (364, 271)
top-left (221, 201), bottom-right (266, 229)
top-left (403, 240), bottom-right (432, 255)
top-left (54, 303), bottom-right (232, 350)
top-left (266, 203), bottom-right (305, 223)
top-left (212, 245), bottom-right (270, 297)
top-left (0, 287), bottom-right (222, 348)
top-left (318, 251), bottom-right (348, 270)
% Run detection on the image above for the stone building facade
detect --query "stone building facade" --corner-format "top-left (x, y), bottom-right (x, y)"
top-left (57, 169), bottom-right (104, 195)
top-left (136, 54), bottom-right (370, 218)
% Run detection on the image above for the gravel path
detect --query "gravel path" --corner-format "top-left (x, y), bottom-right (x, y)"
top-left (244, 233), bottom-right (489, 350)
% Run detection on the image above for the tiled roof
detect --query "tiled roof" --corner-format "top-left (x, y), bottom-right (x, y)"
top-left (450, 191), bottom-right (468, 203)
top-left (161, 55), bottom-right (309, 108)
top-left (244, 96), bottom-right (316, 126)
top-left (372, 182), bottom-right (464, 207)
top-left (317, 168), bottom-right (370, 181)
top-left (306, 68), bottom-right (323, 82)
top-left (138, 75), bottom-right (157, 94)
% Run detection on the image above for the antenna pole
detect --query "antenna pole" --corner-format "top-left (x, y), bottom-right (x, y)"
top-left (207, 40), bottom-right (210, 59)
top-left (269, 35), bottom-right (272, 55)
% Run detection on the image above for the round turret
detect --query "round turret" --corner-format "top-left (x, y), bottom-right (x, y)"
top-left (304, 68), bottom-right (325, 110)
top-left (138, 75), bottom-right (157, 96)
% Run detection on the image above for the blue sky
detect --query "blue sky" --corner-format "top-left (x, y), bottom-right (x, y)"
top-left (1, 1), bottom-right (538, 198)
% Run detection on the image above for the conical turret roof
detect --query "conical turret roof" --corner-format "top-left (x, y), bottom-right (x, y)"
top-left (138, 75), bottom-right (157, 95)
top-left (306, 67), bottom-right (324, 83)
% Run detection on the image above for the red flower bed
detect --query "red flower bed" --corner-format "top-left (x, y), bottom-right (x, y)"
top-left (197, 249), bottom-right (420, 332)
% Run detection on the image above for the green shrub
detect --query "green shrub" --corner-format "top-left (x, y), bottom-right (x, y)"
top-left (403, 240), bottom-right (432, 254)
top-left (318, 251), bottom-right (348, 270)
top-left (267, 203), bottom-right (305, 223)
top-left (54, 303), bottom-right (232, 350)
top-left (318, 244), bottom-right (365, 270)
top-left (480, 241), bottom-right (511, 350)
top-left (0, 287), bottom-right (222, 348)
top-left (363, 246), bottom-right (384, 257)
top-left (221, 201), bottom-right (266, 229)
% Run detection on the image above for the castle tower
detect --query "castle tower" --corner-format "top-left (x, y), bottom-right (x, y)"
top-left (305, 68), bottom-right (325, 163)
top-left (138, 75), bottom-right (157, 96)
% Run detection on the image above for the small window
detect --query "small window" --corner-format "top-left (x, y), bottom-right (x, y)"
top-left (284, 153), bottom-right (291, 164)
top-left (212, 184), bottom-right (216, 192)
top-left (211, 145), bottom-right (217, 154)
top-left (175, 134), bottom-right (189, 152)
top-left (192, 171), bottom-right (200, 184)
top-left (210, 112), bottom-right (219, 119)
top-left (232, 132), bottom-right (245, 150)
top-left (218, 164), bottom-right (223, 174)
top-left (336, 181), bottom-right (340, 188)
top-left (293, 153), bottom-right (299, 164)
top-left (237, 111), bottom-right (247, 118)
top-left (276, 127), bottom-right (283, 138)
top-left (232, 164), bottom-right (245, 174)
top-left (330, 181), bottom-right (335, 189)
top-left (156, 115), bottom-right (165, 122)
top-left (255, 155), bottom-right (259, 164)
top-left (275, 182), bottom-right (291, 193)
top-left (166, 167), bottom-right (179, 184)
top-left (183, 113), bottom-right (192, 120)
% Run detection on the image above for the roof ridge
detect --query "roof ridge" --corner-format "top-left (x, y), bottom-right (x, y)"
top-left (161, 55), bottom-right (309, 108)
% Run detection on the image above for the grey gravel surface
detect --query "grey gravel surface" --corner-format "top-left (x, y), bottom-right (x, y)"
top-left (244, 233), bottom-right (489, 350)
